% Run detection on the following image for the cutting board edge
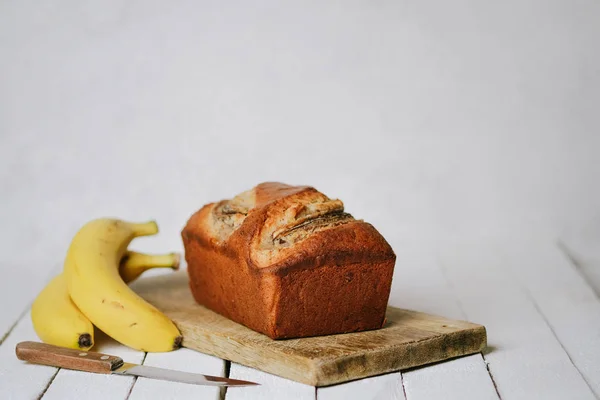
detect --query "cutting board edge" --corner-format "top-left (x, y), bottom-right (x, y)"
top-left (311, 324), bottom-right (488, 387)
top-left (386, 306), bottom-right (485, 329)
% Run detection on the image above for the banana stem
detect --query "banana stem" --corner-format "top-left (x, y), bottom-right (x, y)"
top-left (119, 251), bottom-right (180, 284)
top-left (129, 221), bottom-right (159, 237)
top-left (122, 251), bottom-right (180, 270)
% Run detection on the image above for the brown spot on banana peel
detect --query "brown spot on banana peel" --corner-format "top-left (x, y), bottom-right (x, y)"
top-left (111, 301), bottom-right (124, 309)
top-left (129, 322), bottom-right (137, 327)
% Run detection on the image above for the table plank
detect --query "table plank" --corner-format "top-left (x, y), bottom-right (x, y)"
top-left (128, 348), bottom-right (224, 400)
top-left (0, 311), bottom-right (58, 399)
top-left (388, 246), bottom-right (499, 400)
top-left (403, 354), bottom-right (498, 400)
top-left (437, 240), bottom-right (596, 400)
top-left (226, 364), bottom-right (314, 400)
top-left (500, 241), bottom-right (600, 398)
top-left (42, 332), bottom-right (145, 400)
top-left (317, 372), bottom-right (404, 400)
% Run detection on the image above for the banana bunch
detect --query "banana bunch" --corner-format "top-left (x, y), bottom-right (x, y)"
top-left (32, 219), bottom-right (182, 352)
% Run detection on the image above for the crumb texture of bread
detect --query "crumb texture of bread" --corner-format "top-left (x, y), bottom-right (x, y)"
top-left (182, 182), bottom-right (396, 339)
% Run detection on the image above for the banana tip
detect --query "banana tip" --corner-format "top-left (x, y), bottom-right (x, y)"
top-left (173, 336), bottom-right (183, 350)
top-left (78, 333), bottom-right (93, 349)
top-left (172, 253), bottom-right (181, 270)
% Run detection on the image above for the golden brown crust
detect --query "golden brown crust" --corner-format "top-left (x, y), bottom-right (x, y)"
top-left (182, 182), bottom-right (396, 339)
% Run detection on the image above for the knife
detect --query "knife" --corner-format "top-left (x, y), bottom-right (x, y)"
top-left (16, 341), bottom-right (258, 387)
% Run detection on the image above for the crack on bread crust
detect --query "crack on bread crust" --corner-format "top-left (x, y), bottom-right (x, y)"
top-left (272, 199), bottom-right (345, 237)
top-left (258, 196), bottom-right (353, 251)
top-left (272, 212), bottom-right (354, 247)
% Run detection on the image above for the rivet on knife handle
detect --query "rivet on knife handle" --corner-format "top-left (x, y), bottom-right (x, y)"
top-left (15, 341), bottom-right (123, 374)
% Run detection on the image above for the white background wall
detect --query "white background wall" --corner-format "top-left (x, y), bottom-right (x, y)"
top-left (1, 0), bottom-right (599, 285)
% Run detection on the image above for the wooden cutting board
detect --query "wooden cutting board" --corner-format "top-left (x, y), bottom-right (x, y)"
top-left (132, 272), bottom-right (487, 387)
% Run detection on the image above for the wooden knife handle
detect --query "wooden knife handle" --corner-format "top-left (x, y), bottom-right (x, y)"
top-left (16, 341), bottom-right (123, 374)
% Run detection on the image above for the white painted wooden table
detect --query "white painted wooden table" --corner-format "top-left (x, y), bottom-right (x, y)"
top-left (2, 0), bottom-right (600, 398)
top-left (1, 239), bottom-right (599, 400)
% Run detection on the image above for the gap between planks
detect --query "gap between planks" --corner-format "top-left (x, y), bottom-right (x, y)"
top-left (436, 253), bottom-right (501, 400)
top-left (557, 240), bottom-right (600, 299)
top-left (526, 241), bottom-right (600, 398)
top-left (548, 242), bottom-right (600, 398)
top-left (400, 373), bottom-right (407, 400)
top-left (522, 286), bottom-right (597, 398)
top-left (124, 352), bottom-right (149, 400)
top-left (0, 301), bottom-right (31, 346)
top-left (483, 357), bottom-right (501, 400)
top-left (37, 368), bottom-right (60, 400)
top-left (220, 360), bottom-right (231, 400)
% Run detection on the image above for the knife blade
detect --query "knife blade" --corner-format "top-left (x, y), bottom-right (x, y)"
top-left (112, 363), bottom-right (255, 386)
top-left (16, 341), bottom-right (258, 387)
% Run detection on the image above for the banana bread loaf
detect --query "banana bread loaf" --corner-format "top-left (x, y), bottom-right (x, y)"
top-left (181, 182), bottom-right (396, 339)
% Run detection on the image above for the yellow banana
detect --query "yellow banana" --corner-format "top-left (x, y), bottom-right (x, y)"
top-left (31, 274), bottom-right (94, 350)
top-left (119, 251), bottom-right (180, 283)
top-left (32, 251), bottom-right (181, 350)
top-left (64, 219), bottom-right (182, 352)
